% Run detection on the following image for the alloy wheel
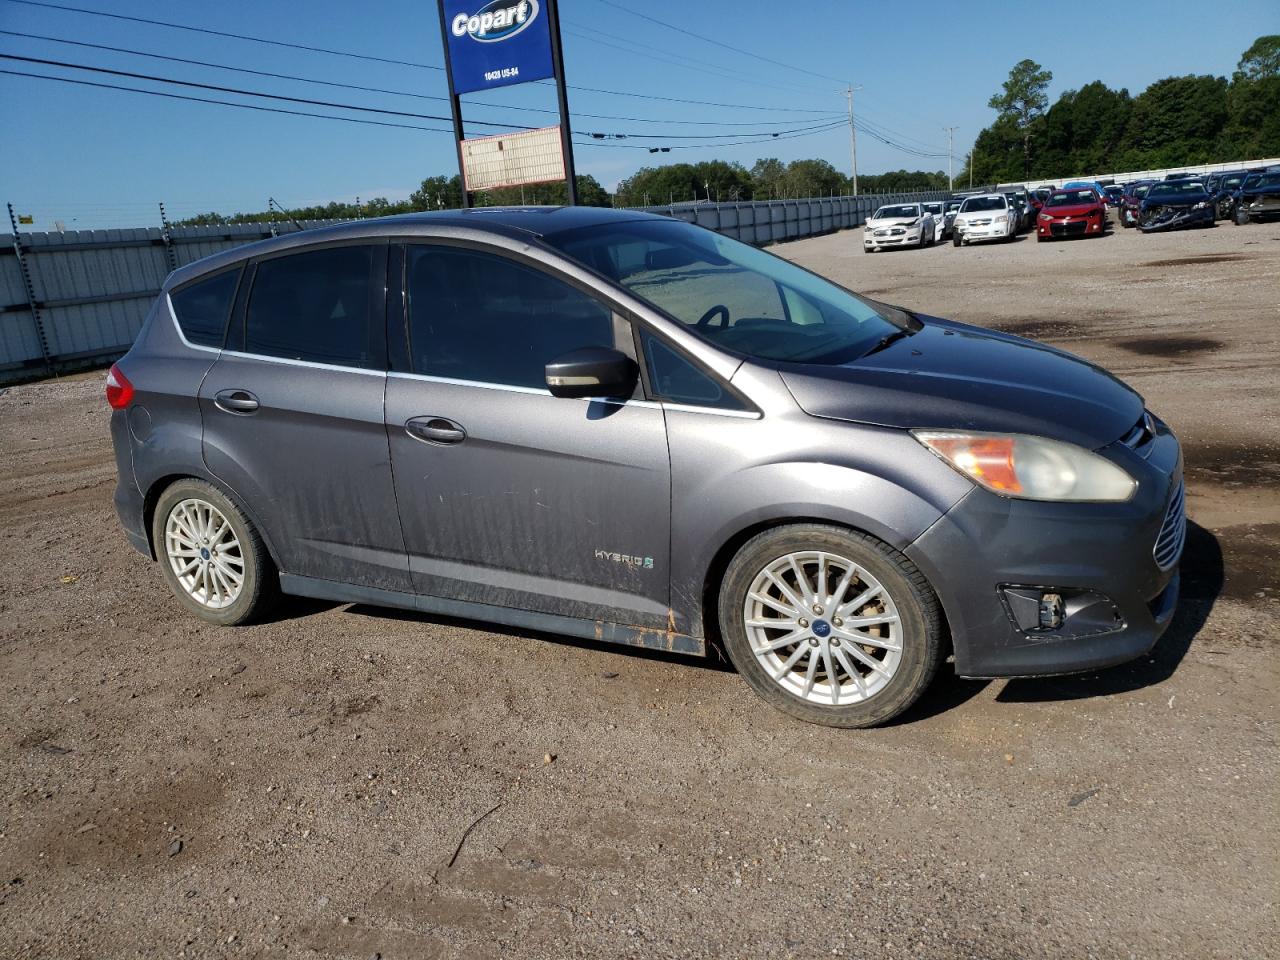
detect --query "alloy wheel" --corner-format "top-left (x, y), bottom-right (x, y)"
top-left (742, 551), bottom-right (903, 706)
top-left (164, 498), bottom-right (245, 609)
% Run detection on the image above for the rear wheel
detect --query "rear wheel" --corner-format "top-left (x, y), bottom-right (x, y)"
top-left (717, 525), bottom-right (945, 728)
top-left (152, 479), bottom-right (278, 626)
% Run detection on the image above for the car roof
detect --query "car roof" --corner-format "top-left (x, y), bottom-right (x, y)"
top-left (163, 206), bottom-right (667, 289)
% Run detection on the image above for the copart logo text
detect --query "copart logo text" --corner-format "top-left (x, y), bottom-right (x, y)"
top-left (452, 0), bottom-right (540, 43)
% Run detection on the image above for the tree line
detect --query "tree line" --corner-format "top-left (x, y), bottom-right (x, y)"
top-left (965, 35), bottom-right (1280, 184)
top-left (174, 160), bottom-right (947, 226)
top-left (176, 33), bottom-right (1278, 226)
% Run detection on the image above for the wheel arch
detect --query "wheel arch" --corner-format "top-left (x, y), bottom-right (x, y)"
top-left (142, 472), bottom-right (284, 572)
top-left (698, 515), bottom-right (951, 662)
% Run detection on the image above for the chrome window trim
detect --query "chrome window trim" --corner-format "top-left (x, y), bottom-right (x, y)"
top-left (220, 349), bottom-right (386, 377)
top-left (386, 370), bottom-right (759, 418)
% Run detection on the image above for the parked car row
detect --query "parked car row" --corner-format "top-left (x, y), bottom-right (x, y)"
top-left (864, 165), bottom-right (1280, 253)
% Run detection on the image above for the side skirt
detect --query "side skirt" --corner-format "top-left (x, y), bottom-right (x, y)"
top-left (279, 573), bottom-right (705, 657)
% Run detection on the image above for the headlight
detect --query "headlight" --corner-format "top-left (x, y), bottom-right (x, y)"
top-left (912, 431), bottom-right (1137, 502)
top-left (1193, 201), bottom-right (1208, 209)
top-left (1038, 213), bottom-right (1051, 221)
top-left (994, 214), bottom-right (1009, 223)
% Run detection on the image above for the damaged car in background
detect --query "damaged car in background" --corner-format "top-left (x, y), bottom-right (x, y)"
top-left (1232, 171), bottom-right (1280, 225)
top-left (1138, 180), bottom-right (1216, 232)
top-left (862, 203), bottom-right (937, 252)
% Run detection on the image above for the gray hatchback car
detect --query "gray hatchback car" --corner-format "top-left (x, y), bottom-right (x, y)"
top-left (107, 207), bottom-right (1184, 727)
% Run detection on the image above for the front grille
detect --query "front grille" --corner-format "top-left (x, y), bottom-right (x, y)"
top-left (970, 218), bottom-right (992, 226)
top-left (1051, 221), bottom-right (1088, 236)
top-left (1153, 478), bottom-right (1186, 570)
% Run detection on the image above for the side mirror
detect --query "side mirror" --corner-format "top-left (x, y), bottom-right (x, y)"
top-left (545, 346), bottom-right (638, 399)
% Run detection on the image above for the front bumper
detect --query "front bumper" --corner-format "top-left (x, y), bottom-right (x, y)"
top-left (1037, 216), bottom-right (1104, 238)
top-left (905, 426), bottom-right (1183, 677)
top-left (864, 230), bottom-right (921, 249)
top-left (955, 222), bottom-right (1010, 243)
top-left (1138, 206), bottom-right (1214, 231)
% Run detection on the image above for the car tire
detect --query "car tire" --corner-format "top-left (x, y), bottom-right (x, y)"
top-left (952, 233), bottom-right (962, 247)
top-left (716, 524), bottom-right (946, 728)
top-left (1234, 207), bottom-right (1249, 225)
top-left (151, 478), bottom-right (278, 626)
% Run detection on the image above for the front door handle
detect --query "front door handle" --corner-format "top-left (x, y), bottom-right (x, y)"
top-left (214, 389), bottom-right (260, 414)
top-left (405, 416), bottom-right (466, 445)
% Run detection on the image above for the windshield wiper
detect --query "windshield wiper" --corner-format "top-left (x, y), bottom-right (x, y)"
top-left (860, 329), bottom-right (912, 358)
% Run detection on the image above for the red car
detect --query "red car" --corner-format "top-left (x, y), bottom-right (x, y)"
top-left (1036, 187), bottom-right (1107, 240)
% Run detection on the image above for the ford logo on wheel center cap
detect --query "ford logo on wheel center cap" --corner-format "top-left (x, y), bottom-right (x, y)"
top-left (812, 620), bottom-right (831, 638)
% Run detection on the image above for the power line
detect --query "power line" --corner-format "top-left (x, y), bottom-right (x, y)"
top-left (3, 0), bottom-right (445, 70)
top-left (1, 0), bottom-right (843, 115)
top-left (0, 67), bottom-right (463, 133)
top-left (0, 62), bottom-right (850, 149)
top-left (589, 0), bottom-right (845, 87)
top-left (563, 23), bottom-right (834, 99)
top-left (0, 29), bottom-right (843, 127)
top-left (578, 120), bottom-right (848, 151)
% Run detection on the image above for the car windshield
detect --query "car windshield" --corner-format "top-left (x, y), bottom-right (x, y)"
top-left (545, 218), bottom-right (903, 365)
top-left (922, 203), bottom-right (943, 214)
top-left (1147, 182), bottom-right (1207, 200)
top-left (1251, 173), bottom-right (1280, 188)
top-left (959, 196), bottom-right (1005, 212)
top-left (1047, 190), bottom-right (1097, 207)
top-left (1221, 175), bottom-right (1245, 189)
top-left (874, 205), bottom-right (919, 219)
top-left (1132, 184), bottom-right (1152, 198)
top-left (945, 200), bottom-right (963, 212)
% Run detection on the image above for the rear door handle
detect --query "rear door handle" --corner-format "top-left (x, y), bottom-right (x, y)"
top-left (405, 416), bottom-right (466, 445)
top-left (214, 389), bottom-right (260, 414)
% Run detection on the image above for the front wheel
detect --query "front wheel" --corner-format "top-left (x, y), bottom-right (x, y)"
top-left (717, 525), bottom-right (946, 728)
top-left (151, 479), bottom-right (278, 625)
top-left (952, 233), bottom-right (962, 247)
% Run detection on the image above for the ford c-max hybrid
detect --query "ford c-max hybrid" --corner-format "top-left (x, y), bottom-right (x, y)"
top-left (107, 207), bottom-right (1183, 727)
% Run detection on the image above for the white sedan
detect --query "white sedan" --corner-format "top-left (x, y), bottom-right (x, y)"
top-left (951, 194), bottom-right (1016, 246)
top-left (862, 203), bottom-right (936, 252)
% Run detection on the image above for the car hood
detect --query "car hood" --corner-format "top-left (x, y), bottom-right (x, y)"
top-left (954, 209), bottom-right (1004, 219)
top-left (776, 317), bottom-right (1143, 450)
top-left (1142, 195), bottom-right (1207, 209)
top-left (867, 216), bottom-right (922, 227)
top-left (1042, 203), bottom-right (1098, 216)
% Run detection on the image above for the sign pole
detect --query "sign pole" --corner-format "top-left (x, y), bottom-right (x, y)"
top-left (435, 0), bottom-right (470, 209)
top-left (544, 0), bottom-right (578, 205)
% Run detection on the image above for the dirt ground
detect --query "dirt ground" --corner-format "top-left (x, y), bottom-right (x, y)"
top-left (1, 217), bottom-right (1277, 960)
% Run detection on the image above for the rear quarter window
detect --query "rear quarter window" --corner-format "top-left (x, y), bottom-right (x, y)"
top-left (169, 266), bottom-right (241, 348)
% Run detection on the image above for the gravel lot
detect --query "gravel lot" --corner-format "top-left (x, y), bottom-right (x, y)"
top-left (1, 217), bottom-right (1277, 959)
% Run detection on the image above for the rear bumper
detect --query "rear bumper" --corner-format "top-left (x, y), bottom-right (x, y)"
top-left (906, 429), bottom-right (1183, 678)
top-left (110, 410), bottom-right (151, 558)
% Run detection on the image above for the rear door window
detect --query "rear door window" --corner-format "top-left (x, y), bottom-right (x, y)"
top-left (170, 266), bottom-right (241, 348)
top-left (244, 246), bottom-right (380, 368)
top-left (405, 244), bottom-right (616, 390)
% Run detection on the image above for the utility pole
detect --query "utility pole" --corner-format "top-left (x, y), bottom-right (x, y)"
top-left (845, 84), bottom-right (863, 195)
top-left (943, 126), bottom-right (958, 190)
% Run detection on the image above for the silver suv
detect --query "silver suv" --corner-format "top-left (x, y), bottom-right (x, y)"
top-left (108, 208), bottom-right (1184, 727)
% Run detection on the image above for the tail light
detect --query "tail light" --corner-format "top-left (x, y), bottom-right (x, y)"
top-left (105, 363), bottom-right (134, 409)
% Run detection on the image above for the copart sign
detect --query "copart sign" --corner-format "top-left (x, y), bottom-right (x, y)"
top-left (442, 0), bottom-right (555, 94)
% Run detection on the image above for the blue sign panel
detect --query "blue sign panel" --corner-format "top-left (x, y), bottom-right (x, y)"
top-left (443, 0), bottom-right (555, 95)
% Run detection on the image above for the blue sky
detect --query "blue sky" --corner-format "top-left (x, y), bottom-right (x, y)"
top-left (0, 0), bottom-right (1274, 228)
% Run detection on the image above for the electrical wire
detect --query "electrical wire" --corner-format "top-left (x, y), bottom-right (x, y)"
top-left (0, 0), bottom-right (843, 115)
top-left (0, 29), bottom-right (844, 127)
top-left (0, 52), bottom-right (852, 141)
top-left (0, 67), bottom-right (853, 151)
top-left (588, 0), bottom-right (845, 87)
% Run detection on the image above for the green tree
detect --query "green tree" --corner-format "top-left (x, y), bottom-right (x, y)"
top-left (1118, 75), bottom-right (1229, 168)
top-left (410, 175), bottom-right (464, 210)
top-left (1235, 35), bottom-right (1280, 82)
top-left (616, 160), bottom-right (753, 206)
top-left (482, 174), bottom-right (611, 207)
top-left (988, 59), bottom-right (1053, 177)
top-left (780, 158), bottom-right (847, 198)
top-left (749, 157), bottom-right (787, 198)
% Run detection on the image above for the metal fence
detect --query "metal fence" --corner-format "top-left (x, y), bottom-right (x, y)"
top-left (1, 192), bottom-right (947, 384)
